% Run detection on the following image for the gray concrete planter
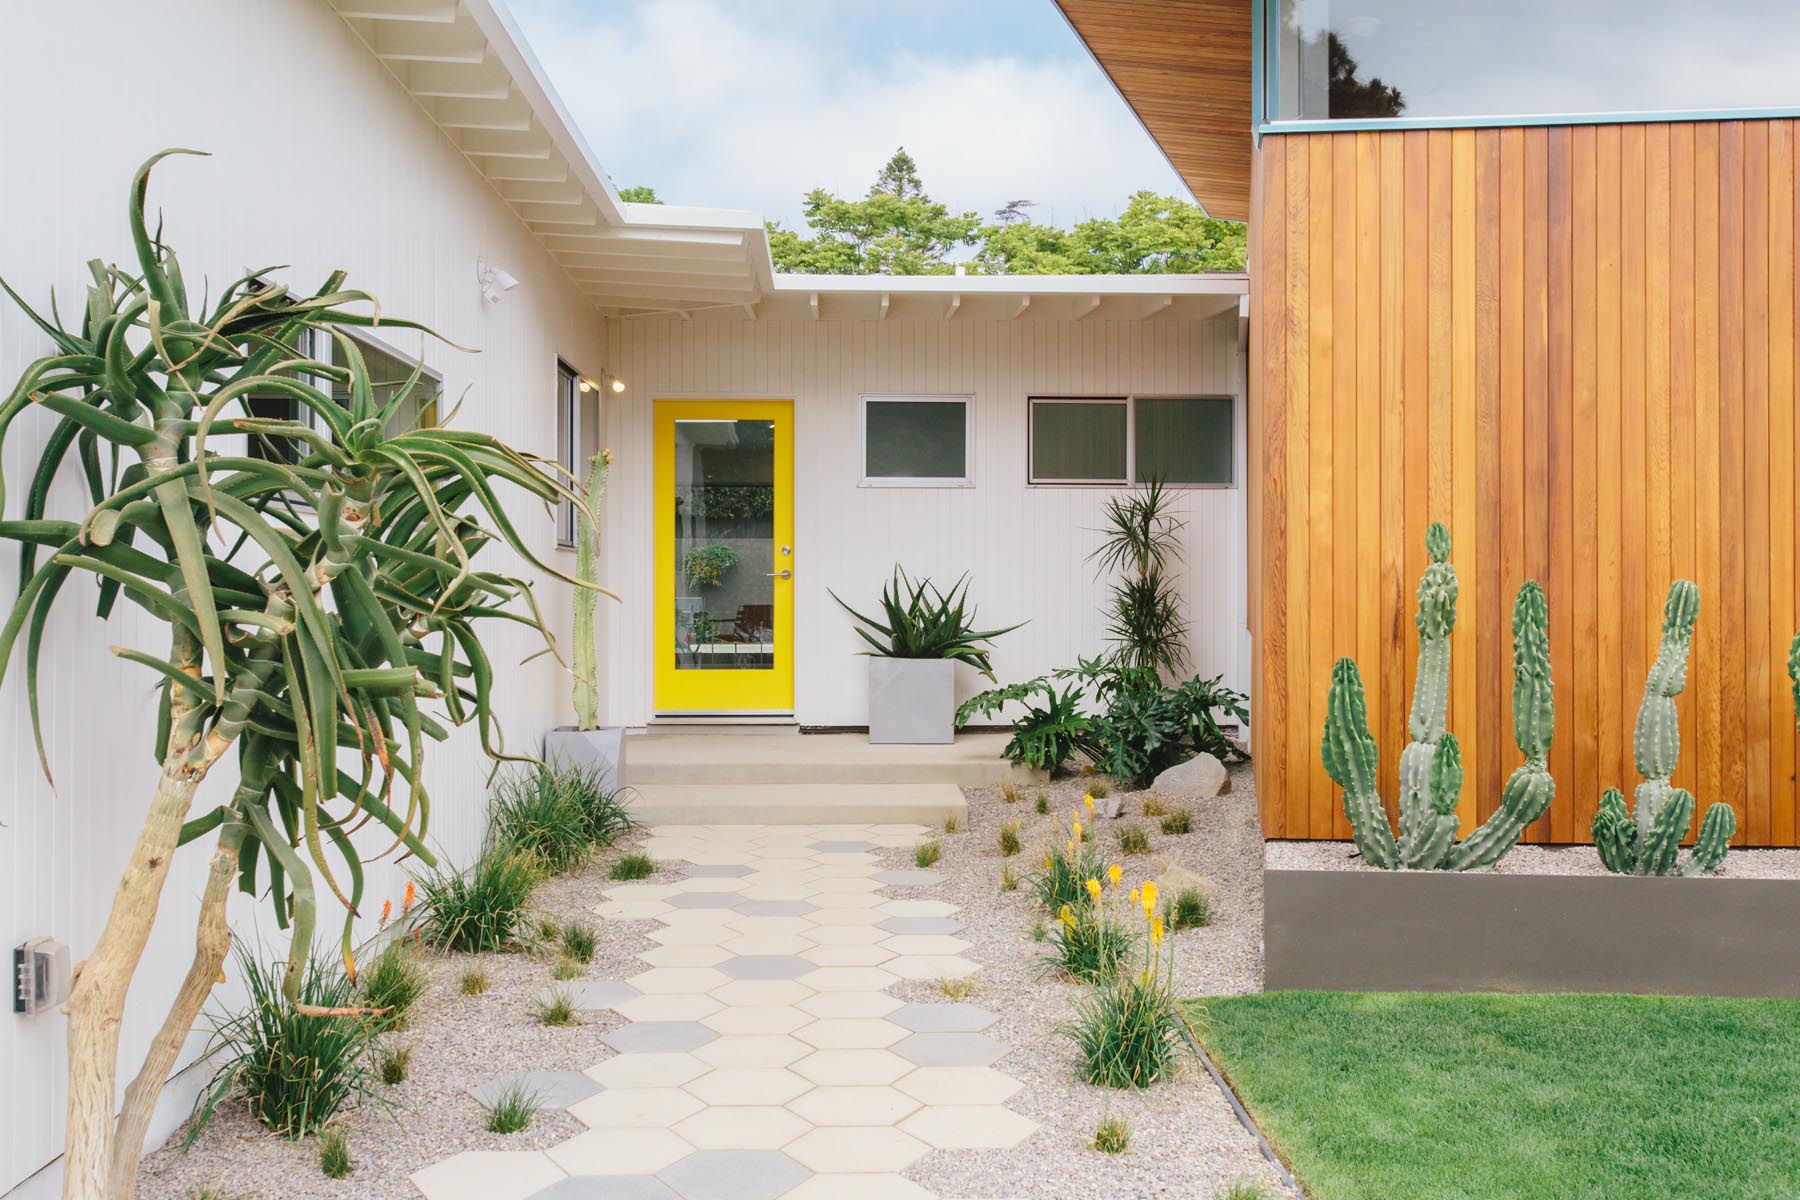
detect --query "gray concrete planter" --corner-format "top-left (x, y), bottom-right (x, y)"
top-left (868, 657), bottom-right (955, 745)
top-left (1264, 865), bottom-right (1800, 997)
top-left (544, 726), bottom-right (627, 788)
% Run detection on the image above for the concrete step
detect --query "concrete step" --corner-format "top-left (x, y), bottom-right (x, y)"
top-left (624, 782), bottom-right (968, 827)
top-left (626, 731), bottom-right (1021, 788)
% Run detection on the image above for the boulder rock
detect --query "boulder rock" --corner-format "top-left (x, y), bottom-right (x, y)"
top-left (1150, 752), bottom-right (1230, 799)
top-left (1095, 792), bottom-right (1126, 820)
top-left (1153, 862), bottom-right (1221, 899)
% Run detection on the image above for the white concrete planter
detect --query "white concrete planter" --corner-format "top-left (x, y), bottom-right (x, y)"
top-left (868, 657), bottom-right (956, 745)
top-left (544, 726), bottom-right (627, 788)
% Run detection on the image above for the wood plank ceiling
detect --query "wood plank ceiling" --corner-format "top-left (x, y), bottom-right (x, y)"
top-left (1054, 0), bottom-right (1254, 222)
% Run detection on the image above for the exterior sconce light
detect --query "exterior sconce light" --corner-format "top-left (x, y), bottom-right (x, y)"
top-left (476, 257), bottom-right (519, 304)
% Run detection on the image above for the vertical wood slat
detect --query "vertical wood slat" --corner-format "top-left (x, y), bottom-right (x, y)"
top-left (1252, 116), bottom-right (1800, 845)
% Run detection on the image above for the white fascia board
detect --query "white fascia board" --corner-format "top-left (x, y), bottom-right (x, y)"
top-left (766, 273), bottom-right (1249, 299)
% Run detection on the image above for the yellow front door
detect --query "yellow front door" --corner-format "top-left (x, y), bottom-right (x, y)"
top-left (653, 400), bottom-right (795, 713)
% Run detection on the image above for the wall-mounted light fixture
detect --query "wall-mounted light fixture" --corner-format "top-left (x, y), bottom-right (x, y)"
top-left (602, 370), bottom-right (626, 394)
top-left (476, 257), bottom-right (519, 305)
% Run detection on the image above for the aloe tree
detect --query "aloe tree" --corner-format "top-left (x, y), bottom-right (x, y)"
top-left (0, 151), bottom-right (591, 1200)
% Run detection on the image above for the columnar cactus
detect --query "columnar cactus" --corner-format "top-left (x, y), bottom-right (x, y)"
top-left (1318, 523), bottom-right (1557, 871)
top-left (571, 448), bottom-right (614, 731)
top-left (1591, 581), bottom-right (1736, 876)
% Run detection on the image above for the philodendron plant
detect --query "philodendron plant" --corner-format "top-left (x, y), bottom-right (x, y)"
top-left (1591, 581), bottom-right (1736, 876)
top-left (0, 151), bottom-right (593, 1200)
top-left (1320, 523), bottom-right (1557, 870)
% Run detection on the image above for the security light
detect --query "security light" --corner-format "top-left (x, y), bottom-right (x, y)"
top-left (476, 257), bottom-right (520, 304)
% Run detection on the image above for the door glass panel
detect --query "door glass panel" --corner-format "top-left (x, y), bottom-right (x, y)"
top-left (673, 419), bottom-right (776, 672)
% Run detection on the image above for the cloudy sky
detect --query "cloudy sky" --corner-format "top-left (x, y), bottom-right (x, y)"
top-left (507, 0), bottom-right (1190, 230)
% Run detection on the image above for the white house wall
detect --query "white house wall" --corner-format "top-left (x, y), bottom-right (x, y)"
top-left (0, 2), bottom-right (604, 1192)
top-left (598, 313), bottom-right (1249, 727)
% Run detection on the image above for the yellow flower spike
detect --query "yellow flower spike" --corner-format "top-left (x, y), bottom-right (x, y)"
top-left (1152, 917), bottom-right (1166, 945)
top-left (1108, 863), bottom-right (1122, 887)
top-left (1059, 904), bottom-right (1076, 929)
top-left (1084, 877), bottom-right (1103, 904)
top-left (1129, 887), bottom-right (1140, 906)
top-left (1083, 794), bottom-right (1095, 813)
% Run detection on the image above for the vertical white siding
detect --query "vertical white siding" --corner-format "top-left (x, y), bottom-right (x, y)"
top-left (600, 313), bottom-right (1248, 727)
top-left (0, 2), bottom-right (603, 1191)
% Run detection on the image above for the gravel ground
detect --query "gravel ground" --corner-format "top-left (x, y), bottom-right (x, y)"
top-left (1268, 837), bottom-right (1800, 876)
top-left (902, 761), bottom-right (1291, 1200)
top-left (136, 839), bottom-right (663, 1200)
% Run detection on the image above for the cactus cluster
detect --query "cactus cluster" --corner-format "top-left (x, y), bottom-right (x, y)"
top-left (1591, 581), bottom-right (1736, 876)
top-left (1320, 523), bottom-right (1558, 871)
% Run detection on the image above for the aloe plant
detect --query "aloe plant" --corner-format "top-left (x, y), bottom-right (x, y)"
top-left (830, 566), bottom-right (1023, 680)
top-left (0, 151), bottom-right (592, 1200)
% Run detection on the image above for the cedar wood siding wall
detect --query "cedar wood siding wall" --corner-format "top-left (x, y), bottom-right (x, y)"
top-left (1250, 120), bottom-right (1800, 846)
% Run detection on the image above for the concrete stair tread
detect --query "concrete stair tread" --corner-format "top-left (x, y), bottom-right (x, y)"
top-left (626, 782), bottom-right (967, 826)
top-left (628, 732), bottom-right (1019, 787)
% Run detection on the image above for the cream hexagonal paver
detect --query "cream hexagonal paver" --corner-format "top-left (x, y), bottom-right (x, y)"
top-left (637, 944), bottom-right (736, 968)
top-left (791, 1048), bottom-right (913, 1087)
top-left (567, 1086), bottom-right (705, 1129)
top-left (683, 1066), bottom-right (813, 1106)
top-left (693, 1034), bottom-right (812, 1069)
top-left (899, 1104), bottom-right (1040, 1149)
top-left (585, 1052), bottom-right (710, 1089)
top-left (793, 1018), bottom-right (907, 1050)
top-left (885, 955), bottom-right (980, 982)
top-left (894, 1067), bottom-right (1023, 1106)
top-left (796, 966), bottom-right (897, 992)
top-left (612, 994), bottom-right (726, 1023)
top-left (802, 924), bottom-right (894, 947)
top-left (785, 1126), bottom-right (931, 1173)
top-left (709, 979), bottom-right (815, 1007)
top-left (546, 1127), bottom-right (696, 1175)
top-left (799, 943), bottom-right (896, 968)
top-left (700, 1005), bottom-right (814, 1036)
top-left (880, 934), bottom-right (973, 957)
top-left (628, 967), bottom-right (734, 995)
top-left (796, 990), bottom-right (903, 1019)
top-left (412, 1151), bottom-right (564, 1200)
top-left (785, 1084), bottom-right (921, 1127)
top-left (673, 1104), bottom-right (812, 1149)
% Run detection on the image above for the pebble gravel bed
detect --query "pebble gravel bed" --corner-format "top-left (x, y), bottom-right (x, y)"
top-left (135, 841), bottom-right (662, 1200)
top-left (1268, 836), bottom-right (1800, 877)
top-left (900, 762), bottom-right (1291, 1200)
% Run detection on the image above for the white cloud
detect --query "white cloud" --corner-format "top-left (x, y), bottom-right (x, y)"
top-left (509, 0), bottom-right (1191, 230)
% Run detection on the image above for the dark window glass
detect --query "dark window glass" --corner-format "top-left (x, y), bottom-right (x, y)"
top-left (1272, 0), bottom-right (1800, 122)
top-left (1134, 397), bottom-right (1233, 485)
top-left (864, 399), bottom-right (968, 481)
top-left (1030, 400), bottom-right (1127, 482)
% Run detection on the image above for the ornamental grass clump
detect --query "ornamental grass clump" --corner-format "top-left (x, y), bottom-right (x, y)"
top-left (189, 941), bottom-right (380, 1144)
top-left (459, 968), bottom-right (490, 996)
top-left (377, 1045), bottom-right (411, 1086)
top-left (1159, 809), bottom-right (1192, 836)
top-left (1092, 1113), bottom-right (1132, 1155)
top-left (485, 1083), bottom-right (541, 1134)
top-left (1065, 880), bottom-right (1197, 1089)
top-left (1164, 887), bottom-right (1212, 931)
top-left (490, 763), bottom-right (597, 876)
top-left (318, 1131), bottom-right (353, 1180)
top-left (998, 822), bottom-right (1022, 857)
top-left (1117, 825), bottom-right (1151, 856)
top-left (1030, 811), bottom-right (1108, 912)
top-left (1043, 867), bottom-right (1140, 983)
top-left (915, 840), bottom-right (942, 868)
top-left (534, 986), bottom-right (578, 1027)
top-left (559, 919), bottom-right (598, 964)
top-left (358, 940), bottom-right (427, 1033)
top-left (415, 847), bottom-right (541, 954)
top-left (610, 851), bottom-right (656, 881)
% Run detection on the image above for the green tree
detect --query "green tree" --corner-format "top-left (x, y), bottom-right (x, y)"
top-left (616, 184), bottom-right (661, 204)
top-left (767, 147), bottom-right (982, 275)
top-left (972, 191), bottom-right (1246, 274)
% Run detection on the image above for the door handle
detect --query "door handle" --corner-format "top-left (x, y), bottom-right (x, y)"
top-left (766, 569), bottom-right (792, 579)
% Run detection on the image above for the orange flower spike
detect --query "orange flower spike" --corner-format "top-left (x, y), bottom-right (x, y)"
top-left (379, 899), bottom-right (392, 927)
top-left (402, 880), bottom-right (416, 913)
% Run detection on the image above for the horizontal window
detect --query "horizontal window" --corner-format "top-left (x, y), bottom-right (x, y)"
top-left (244, 330), bottom-right (440, 466)
top-left (861, 394), bottom-right (972, 485)
top-left (1268, 0), bottom-right (1800, 124)
top-left (1029, 396), bottom-right (1233, 486)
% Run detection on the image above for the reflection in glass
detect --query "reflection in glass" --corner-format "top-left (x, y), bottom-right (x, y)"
top-left (673, 419), bottom-right (775, 672)
top-left (1273, 0), bottom-right (1800, 123)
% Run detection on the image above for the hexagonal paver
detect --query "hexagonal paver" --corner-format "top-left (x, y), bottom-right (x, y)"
top-left (875, 916), bottom-right (965, 936)
top-left (716, 954), bottom-right (811, 981)
top-left (884, 955), bottom-right (979, 982)
top-left (732, 899), bottom-right (817, 917)
top-left (785, 1126), bottom-right (930, 1173)
top-left (629, 967), bottom-right (733, 995)
top-left (810, 840), bottom-right (877, 852)
top-left (796, 966), bottom-right (896, 992)
top-left (602, 1021), bottom-right (717, 1055)
top-left (649, 924), bottom-right (738, 946)
top-left (683, 1067), bottom-right (812, 1105)
top-left (470, 1070), bottom-right (601, 1112)
top-left (656, 1150), bottom-right (811, 1200)
top-left (666, 892), bottom-right (743, 909)
top-left (877, 899), bottom-right (957, 918)
top-left (547, 1128), bottom-right (695, 1175)
top-left (547, 979), bottom-right (641, 1011)
top-left (694, 1034), bottom-right (811, 1069)
top-left (791, 1048), bottom-right (912, 1086)
top-left (586, 1053), bottom-right (710, 1089)
top-left (612, 994), bottom-right (725, 1023)
top-left (894, 1067), bottom-right (1022, 1105)
top-left (681, 864), bottom-right (755, 878)
top-left (802, 924), bottom-right (891, 947)
top-left (798, 943), bottom-right (895, 968)
top-left (637, 944), bottom-right (735, 968)
top-left (413, 1151), bottom-right (564, 1200)
top-left (891, 1031), bottom-right (1008, 1068)
top-left (709, 980), bottom-right (814, 1007)
top-left (900, 1104), bottom-right (1038, 1149)
top-left (701, 1005), bottom-right (814, 1036)
top-left (781, 1176), bottom-right (934, 1200)
top-left (568, 1087), bottom-right (705, 1130)
top-left (880, 935), bottom-right (972, 957)
top-left (785, 1084), bottom-right (920, 1127)
top-left (793, 1018), bottom-right (906, 1050)
top-left (871, 869), bottom-right (941, 887)
top-left (528, 1177), bottom-right (681, 1200)
top-left (795, 991), bottom-right (902, 1020)
top-left (673, 1104), bottom-right (812, 1149)
top-left (888, 1002), bottom-right (997, 1033)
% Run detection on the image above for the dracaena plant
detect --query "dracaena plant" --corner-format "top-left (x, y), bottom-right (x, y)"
top-left (0, 150), bottom-right (592, 1200)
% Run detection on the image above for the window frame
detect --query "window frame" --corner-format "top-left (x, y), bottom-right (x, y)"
top-left (1026, 394), bottom-right (1237, 489)
top-left (857, 392), bottom-right (975, 488)
top-left (556, 360), bottom-right (601, 549)
top-left (242, 327), bottom-right (442, 466)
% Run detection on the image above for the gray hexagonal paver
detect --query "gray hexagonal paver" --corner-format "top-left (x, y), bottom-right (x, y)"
top-left (810, 840), bottom-right (877, 852)
top-left (656, 1150), bottom-right (811, 1200)
top-left (548, 979), bottom-right (641, 1011)
top-left (888, 1002), bottom-right (998, 1033)
top-left (602, 1021), bottom-right (718, 1054)
top-left (681, 864), bottom-right (755, 878)
top-left (716, 955), bottom-right (811, 981)
top-left (891, 1031), bottom-right (1008, 1067)
top-left (872, 869), bottom-right (941, 887)
top-left (469, 1070), bottom-right (600, 1111)
top-left (529, 1178), bottom-right (680, 1199)
top-left (875, 916), bottom-right (965, 936)
top-left (732, 899), bottom-right (817, 917)
top-left (667, 892), bottom-right (743, 910)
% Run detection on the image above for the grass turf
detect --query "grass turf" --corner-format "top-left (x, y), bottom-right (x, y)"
top-left (1192, 992), bottom-right (1800, 1200)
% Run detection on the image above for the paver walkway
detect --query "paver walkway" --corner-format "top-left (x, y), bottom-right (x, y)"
top-left (411, 824), bottom-right (1036, 1200)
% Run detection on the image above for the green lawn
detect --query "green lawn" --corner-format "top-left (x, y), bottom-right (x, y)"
top-left (1193, 992), bottom-right (1800, 1200)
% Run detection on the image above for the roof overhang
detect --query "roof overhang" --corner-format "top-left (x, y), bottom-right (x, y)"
top-left (1053, 0), bottom-right (1254, 222)
top-left (329, 0), bottom-right (1249, 319)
